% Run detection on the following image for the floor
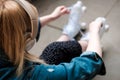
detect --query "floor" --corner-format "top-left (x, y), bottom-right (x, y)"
top-left (29, 0), bottom-right (120, 80)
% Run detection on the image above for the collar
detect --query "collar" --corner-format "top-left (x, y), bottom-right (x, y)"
top-left (0, 48), bottom-right (13, 68)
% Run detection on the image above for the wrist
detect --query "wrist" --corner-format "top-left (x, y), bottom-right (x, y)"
top-left (89, 32), bottom-right (99, 37)
top-left (48, 14), bottom-right (57, 21)
top-left (89, 30), bottom-right (99, 34)
top-left (39, 14), bottom-right (56, 26)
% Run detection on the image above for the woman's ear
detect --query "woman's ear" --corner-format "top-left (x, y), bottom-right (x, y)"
top-left (24, 32), bottom-right (35, 51)
top-left (25, 39), bottom-right (35, 51)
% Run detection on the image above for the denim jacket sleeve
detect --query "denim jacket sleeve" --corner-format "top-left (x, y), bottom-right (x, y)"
top-left (32, 51), bottom-right (106, 80)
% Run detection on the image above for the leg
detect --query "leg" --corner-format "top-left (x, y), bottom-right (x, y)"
top-left (57, 31), bottom-right (88, 52)
top-left (40, 41), bottom-right (82, 65)
top-left (57, 34), bottom-right (70, 42)
top-left (78, 40), bottom-right (88, 52)
top-left (40, 1), bottom-right (87, 64)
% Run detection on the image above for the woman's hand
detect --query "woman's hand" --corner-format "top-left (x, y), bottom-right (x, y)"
top-left (50, 6), bottom-right (70, 20)
top-left (89, 20), bottom-right (102, 34)
top-left (40, 6), bottom-right (70, 27)
top-left (86, 19), bottom-right (103, 58)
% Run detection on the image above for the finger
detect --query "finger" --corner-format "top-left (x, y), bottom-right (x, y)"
top-left (61, 8), bottom-right (70, 14)
top-left (58, 6), bottom-right (66, 10)
top-left (94, 17), bottom-right (106, 26)
top-left (58, 6), bottom-right (69, 11)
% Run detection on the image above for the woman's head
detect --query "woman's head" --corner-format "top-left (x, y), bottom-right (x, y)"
top-left (0, 0), bottom-right (43, 76)
top-left (0, 0), bottom-right (30, 61)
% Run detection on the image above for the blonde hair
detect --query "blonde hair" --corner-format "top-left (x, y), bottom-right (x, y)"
top-left (0, 0), bottom-right (45, 76)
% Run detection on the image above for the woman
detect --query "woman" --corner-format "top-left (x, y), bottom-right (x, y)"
top-left (0, 0), bottom-right (105, 80)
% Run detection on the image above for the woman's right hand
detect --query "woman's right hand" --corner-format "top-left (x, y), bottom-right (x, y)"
top-left (89, 20), bottom-right (103, 34)
top-left (87, 19), bottom-right (103, 58)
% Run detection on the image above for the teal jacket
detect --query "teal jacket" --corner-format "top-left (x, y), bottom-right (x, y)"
top-left (0, 49), bottom-right (106, 80)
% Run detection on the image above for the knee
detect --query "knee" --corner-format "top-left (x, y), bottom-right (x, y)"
top-left (78, 40), bottom-right (88, 52)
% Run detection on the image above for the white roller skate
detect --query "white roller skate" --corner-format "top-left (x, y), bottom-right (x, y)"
top-left (63, 1), bottom-right (87, 39)
top-left (81, 17), bottom-right (110, 41)
top-left (95, 17), bottom-right (109, 38)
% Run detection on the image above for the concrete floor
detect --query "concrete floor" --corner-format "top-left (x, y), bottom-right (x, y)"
top-left (29, 0), bottom-right (120, 80)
